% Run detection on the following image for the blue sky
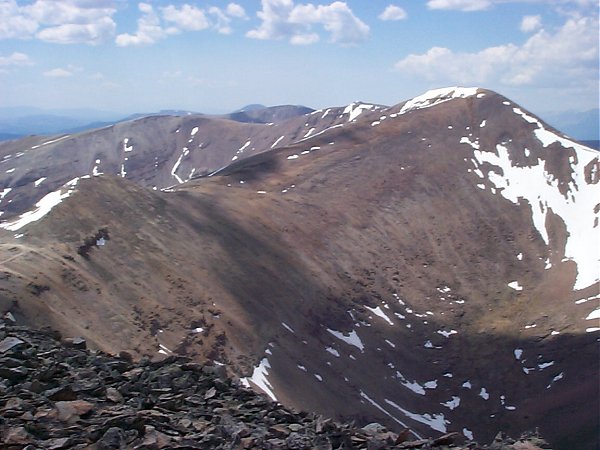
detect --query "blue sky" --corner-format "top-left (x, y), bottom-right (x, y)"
top-left (0, 0), bottom-right (598, 116)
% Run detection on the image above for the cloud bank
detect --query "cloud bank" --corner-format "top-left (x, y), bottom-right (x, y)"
top-left (116, 2), bottom-right (247, 46)
top-left (395, 16), bottom-right (598, 89)
top-left (247, 0), bottom-right (369, 45)
top-left (0, 0), bottom-right (116, 44)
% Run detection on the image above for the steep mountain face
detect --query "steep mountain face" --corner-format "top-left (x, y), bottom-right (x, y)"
top-left (0, 101), bottom-right (382, 219)
top-left (0, 88), bottom-right (597, 449)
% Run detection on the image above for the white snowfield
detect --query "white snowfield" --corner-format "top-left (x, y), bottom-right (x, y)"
top-left (472, 108), bottom-right (600, 291)
top-left (399, 87), bottom-right (479, 115)
top-left (0, 177), bottom-right (80, 232)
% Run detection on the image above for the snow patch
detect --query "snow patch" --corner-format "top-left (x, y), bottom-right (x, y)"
top-left (538, 361), bottom-right (555, 370)
top-left (0, 188), bottom-right (12, 199)
top-left (30, 135), bottom-right (70, 149)
top-left (585, 308), bottom-right (600, 321)
top-left (304, 127), bottom-right (316, 138)
top-left (123, 138), bottom-right (133, 152)
top-left (575, 296), bottom-right (598, 304)
top-left (394, 372), bottom-right (425, 395)
top-left (479, 387), bottom-right (490, 400)
top-left (436, 329), bottom-right (457, 338)
top-left (460, 136), bottom-right (480, 150)
top-left (326, 328), bottom-right (364, 352)
top-left (240, 358), bottom-right (277, 402)
top-left (325, 347), bottom-right (340, 357)
top-left (385, 399), bottom-right (448, 433)
top-left (271, 135), bottom-right (285, 148)
top-left (441, 396), bottom-right (461, 410)
top-left (546, 372), bottom-right (564, 389)
top-left (508, 281), bottom-right (523, 291)
top-left (399, 87), bottom-right (478, 115)
top-left (343, 102), bottom-right (374, 122)
top-left (359, 391), bottom-right (416, 435)
top-left (0, 178), bottom-right (79, 231)
top-left (423, 380), bottom-right (438, 389)
top-left (296, 124), bottom-right (343, 143)
top-left (365, 305), bottom-right (394, 325)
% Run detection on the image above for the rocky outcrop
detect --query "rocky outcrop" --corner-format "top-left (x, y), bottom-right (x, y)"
top-left (0, 318), bottom-right (552, 449)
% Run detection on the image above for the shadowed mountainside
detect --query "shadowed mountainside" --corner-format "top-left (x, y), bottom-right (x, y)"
top-left (0, 88), bottom-right (598, 449)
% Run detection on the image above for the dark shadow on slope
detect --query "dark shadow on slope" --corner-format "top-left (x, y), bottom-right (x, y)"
top-left (215, 151), bottom-right (282, 183)
top-left (259, 293), bottom-right (599, 450)
top-left (166, 189), bottom-right (333, 352)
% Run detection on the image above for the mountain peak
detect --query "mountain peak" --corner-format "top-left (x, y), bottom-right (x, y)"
top-left (398, 86), bottom-right (482, 115)
top-left (0, 89), bottom-right (598, 449)
top-left (234, 104), bottom-right (267, 113)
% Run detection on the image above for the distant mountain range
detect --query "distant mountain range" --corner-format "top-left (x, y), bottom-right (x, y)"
top-left (0, 88), bottom-right (598, 449)
top-left (542, 108), bottom-right (599, 142)
top-left (0, 105), bottom-right (597, 144)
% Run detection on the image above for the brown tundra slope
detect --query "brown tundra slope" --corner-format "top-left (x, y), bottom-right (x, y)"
top-left (0, 88), bottom-right (597, 449)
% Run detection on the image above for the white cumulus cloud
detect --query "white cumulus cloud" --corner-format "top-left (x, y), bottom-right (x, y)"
top-left (116, 3), bottom-right (175, 47)
top-left (290, 32), bottom-right (319, 45)
top-left (0, 0), bottom-right (117, 44)
top-left (226, 3), bottom-right (247, 18)
top-left (43, 67), bottom-right (73, 77)
top-left (520, 15), bottom-right (542, 32)
top-left (209, 6), bottom-right (233, 34)
top-left (208, 4), bottom-right (246, 35)
top-left (247, 0), bottom-right (369, 45)
top-left (246, 0), bottom-right (299, 41)
top-left (0, 0), bottom-right (39, 39)
top-left (0, 52), bottom-right (33, 67)
top-left (116, 2), bottom-right (247, 45)
top-left (36, 17), bottom-right (116, 44)
top-left (162, 4), bottom-right (210, 32)
top-left (379, 5), bottom-right (407, 21)
top-left (394, 16), bottom-right (598, 87)
top-left (427, 0), bottom-right (491, 11)
top-left (427, 0), bottom-right (596, 13)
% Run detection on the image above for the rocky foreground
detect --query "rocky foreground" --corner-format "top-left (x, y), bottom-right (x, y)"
top-left (0, 317), bottom-right (551, 450)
